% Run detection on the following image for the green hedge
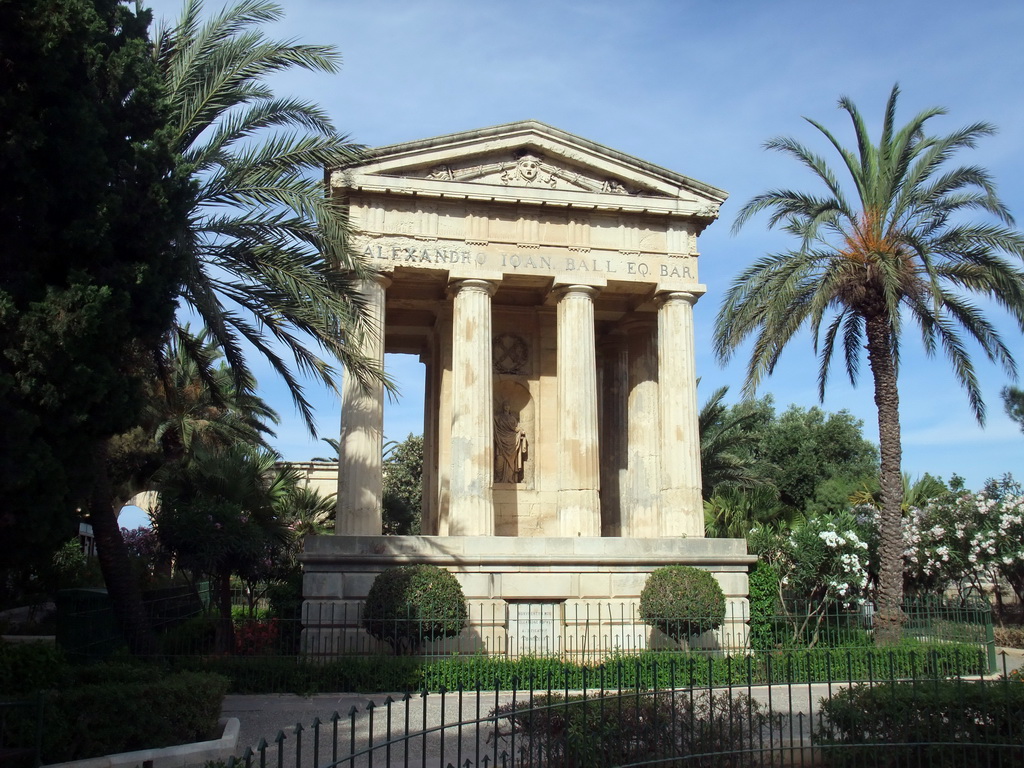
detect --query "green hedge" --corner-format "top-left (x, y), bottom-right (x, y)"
top-left (171, 654), bottom-right (423, 695)
top-left (40, 669), bottom-right (228, 763)
top-left (162, 642), bottom-right (988, 695)
top-left (0, 640), bottom-right (69, 695)
top-left (818, 680), bottom-right (1024, 767)
top-left (422, 644), bottom-right (986, 692)
top-left (0, 643), bottom-right (227, 764)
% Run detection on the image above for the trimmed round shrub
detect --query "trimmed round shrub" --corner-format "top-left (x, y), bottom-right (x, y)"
top-left (362, 565), bottom-right (468, 654)
top-left (639, 566), bottom-right (726, 643)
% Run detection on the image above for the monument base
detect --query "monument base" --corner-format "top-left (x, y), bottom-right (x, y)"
top-left (301, 535), bottom-right (755, 659)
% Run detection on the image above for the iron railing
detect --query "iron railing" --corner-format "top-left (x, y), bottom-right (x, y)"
top-left (220, 653), bottom-right (1024, 768)
top-left (56, 590), bottom-right (997, 672)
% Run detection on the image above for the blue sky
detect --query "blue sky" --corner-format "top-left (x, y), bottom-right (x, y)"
top-left (141, 0), bottom-right (1024, 495)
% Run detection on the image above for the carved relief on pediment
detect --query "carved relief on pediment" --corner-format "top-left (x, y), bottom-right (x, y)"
top-left (408, 151), bottom-right (645, 195)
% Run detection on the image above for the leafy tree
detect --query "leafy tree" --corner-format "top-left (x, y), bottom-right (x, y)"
top-left (639, 566), bottom-right (726, 645)
top-left (716, 85), bottom-right (1024, 639)
top-left (750, 510), bottom-right (874, 647)
top-left (0, 0), bottom-right (191, 640)
top-left (383, 434), bottom-right (424, 534)
top-left (154, 443), bottom-right (294, 651)
top-left (362, 565), bottom-right (468, 654)
top-left (761, 405), bottom-right (878, 515)
top-left (1004, 386), bottom-right (1024, 433)
top-left (702, 396), bottom-right (876, 537)
top-left (902, 474), bottom-right (1024, 610)
top-left (153, 0), bottom-right (387, 428)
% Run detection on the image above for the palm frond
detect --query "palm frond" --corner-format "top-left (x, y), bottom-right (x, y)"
top-left (157, 0), bottom-right (388, 438)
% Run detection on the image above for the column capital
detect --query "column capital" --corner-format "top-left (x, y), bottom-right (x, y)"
top-left (655, 288), bottom-right (701, 308)
top-left (447, 276), bottom-right (498, 298)
top-left (598, 326), bottom-right (629, 352)
top-left (551, 283), bottom-right (601, 301)
top-left (617, 314), bottom-right (658, 335)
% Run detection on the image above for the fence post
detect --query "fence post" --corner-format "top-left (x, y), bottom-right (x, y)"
top-left (984, 609), bottom-right (997, 674)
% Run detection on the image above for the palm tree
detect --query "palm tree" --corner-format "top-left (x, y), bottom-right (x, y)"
top-left (91, 0), bottom-right (387, 656)
top-left (277, 484), bottom-right (336, 538)
top-left (849, 472), bottom-right (947, 514)
top-left (152, 328), bottom-right (278, 463)
top-left (153, 0), bottom-right (388, 430)
top-left (107, 328), bottom-right (278, 510)
top-left (1004, 386), bottom-right (1024, 433)
top-left (715, 85), bottom-right (1024, 640)
top-left (699, 385), bottom-right (776, 501)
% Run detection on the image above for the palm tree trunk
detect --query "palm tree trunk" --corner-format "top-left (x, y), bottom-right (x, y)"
top-left (89, 438), bottom-right (159, 656)
top-left (865, 314), bottom-right (905, 644)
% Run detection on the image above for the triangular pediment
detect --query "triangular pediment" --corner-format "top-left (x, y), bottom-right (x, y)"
top-left (332, 121), bottom-right (727, 217)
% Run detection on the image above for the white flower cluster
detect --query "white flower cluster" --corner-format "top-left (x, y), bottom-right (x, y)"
top-left (902, 487), bottom-right (1024, 598)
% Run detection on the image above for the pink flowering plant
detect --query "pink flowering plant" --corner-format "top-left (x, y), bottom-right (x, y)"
top-left (903, 475), bottom-right (1024, 605)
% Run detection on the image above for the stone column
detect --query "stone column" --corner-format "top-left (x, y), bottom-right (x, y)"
top-left (598, 330), bottom-right (628, 536)
top-left (623, 318), bottom-right (661, 538)
top-left (336, 274), bottom-right (390, 535)
top-left (657, 290), bottom-right (704, 538)
top-left (420, 336), bottom-right (438, 535)
top-left (448, 278), bottom-right (497, 536)
top-left (555, 284), bottom-right (601, 537)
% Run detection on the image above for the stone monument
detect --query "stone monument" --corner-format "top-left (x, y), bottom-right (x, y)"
top-left (302, 121), bottom-right (754, 656)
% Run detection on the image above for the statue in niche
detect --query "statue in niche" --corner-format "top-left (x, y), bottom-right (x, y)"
top-left (494, 400), bottom-right (528, 483)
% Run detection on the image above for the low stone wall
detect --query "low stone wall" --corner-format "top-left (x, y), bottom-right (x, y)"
top-left (301, 535), bottom-right (754, 658)
top-left (45, 718), bottom-right (239, 768)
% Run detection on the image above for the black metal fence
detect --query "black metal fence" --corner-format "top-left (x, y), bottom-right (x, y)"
top-left (223, 653), bottom-right (1024, 768)
top-left (44, 591), bottom-right (1020, 765)
top-left (55, 588), bottom-right (997, 672)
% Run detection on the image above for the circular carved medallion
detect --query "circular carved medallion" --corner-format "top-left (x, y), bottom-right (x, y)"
top-left (493, 333), bottom-right (529, 374)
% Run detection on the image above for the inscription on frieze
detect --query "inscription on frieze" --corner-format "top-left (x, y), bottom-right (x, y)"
top-left (359, 238), bottom-right (695, 281)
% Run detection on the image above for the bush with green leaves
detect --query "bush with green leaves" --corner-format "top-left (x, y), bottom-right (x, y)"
top-left (639, 566), bottom-right (726, 644)
top-left (490, 689), bottom-right (765, 767)
top-left (747, 561), bottom-right (782, 650)
top-left (818, 680), bottom-right (1024, 767)
top-left (39, 669), bottom-right (228, 763)
top-left (0, 650), bottom-right (227, 764)
top-left (362, 565), bottom-right (468, 654)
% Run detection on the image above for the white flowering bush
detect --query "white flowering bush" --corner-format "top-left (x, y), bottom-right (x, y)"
top-left (751, 511), bottom-right (874, 647)
top-left (903, 476), bottom-right (1024, 603)
top-left (788, 512), bottom-right (873, 607)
